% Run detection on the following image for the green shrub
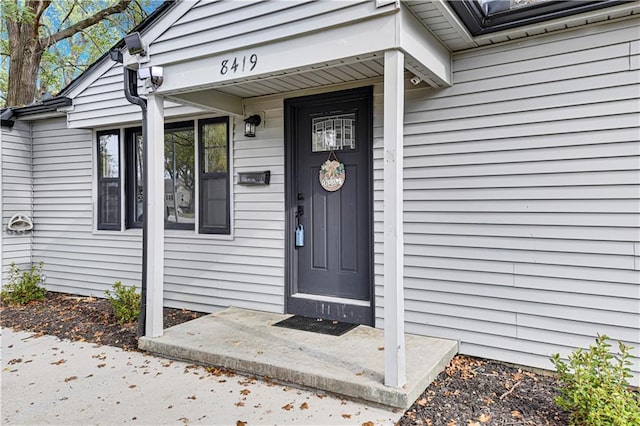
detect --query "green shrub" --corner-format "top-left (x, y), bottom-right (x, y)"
top-left (551, 334), bottom-right (640, 425)
top-left (1, 262), bottom-right (47, 305)
top-left (105, 281), bottom-right (141, 324)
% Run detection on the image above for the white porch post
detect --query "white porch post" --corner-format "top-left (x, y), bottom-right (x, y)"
top-left (383, 49), bottom-right (406, 388)
top-left (146, 93), bottom-right (165, 337)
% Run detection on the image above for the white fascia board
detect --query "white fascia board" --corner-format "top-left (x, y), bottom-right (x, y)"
top-left (122, 0), bottom-right (195, 69)
top-left (166, 90), bottom-right (244, 117)
top-left (156, 14), bottom-right (398, 95)
top-left (66, 3), bottom-right (193, 100)
top-left (431, 0), bottom-right (475, 44)
top-left (376, 0), bottom-right (398, 7)
top-left (64, 58), bottom-right (116, 100)
top-left (398, 6), bottom-right (452, 87)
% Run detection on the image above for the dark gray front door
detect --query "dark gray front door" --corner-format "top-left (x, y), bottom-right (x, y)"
top-left (285, 87), bottom-right (373, 325)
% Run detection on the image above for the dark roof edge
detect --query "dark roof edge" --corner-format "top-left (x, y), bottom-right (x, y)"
top-left (448, 0), bottom-right (633, 37)
top-left (58, 1), bottom-right (177, 97)
top-left (1, 97), bottom-right (72, 123)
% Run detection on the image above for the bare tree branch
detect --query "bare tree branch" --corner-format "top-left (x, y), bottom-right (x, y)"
top-left (40, 0), bottom-right (132, 48)
top-left (32, 0), bottom-right (52, 40)
top-left (58, 0), bottom-right (78, 31)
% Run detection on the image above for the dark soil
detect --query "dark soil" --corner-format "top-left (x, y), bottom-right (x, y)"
top-left (0, 291), bottom-right (204, 351)
top-left (399, 356), bottom-right (568, 426)
top-left (0, 291), bottom-right (568, 425)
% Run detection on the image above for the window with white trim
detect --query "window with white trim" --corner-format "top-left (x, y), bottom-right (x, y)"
top-left (97, 118), bottom-right (231, 234)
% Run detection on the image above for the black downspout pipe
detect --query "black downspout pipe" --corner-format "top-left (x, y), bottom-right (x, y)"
top-left (123, 68), bottom-right (149, 338)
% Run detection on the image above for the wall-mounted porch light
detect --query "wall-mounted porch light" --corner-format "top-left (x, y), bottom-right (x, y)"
top-left (124, 31), bottom-right (146, 56)
top-left (243, 114), bottom-right (262, 138)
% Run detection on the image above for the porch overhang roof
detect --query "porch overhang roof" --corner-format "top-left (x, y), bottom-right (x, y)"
top-left (134, 5), bottom-right (450, 112)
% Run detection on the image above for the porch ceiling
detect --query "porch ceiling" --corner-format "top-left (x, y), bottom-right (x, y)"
top-left (210, 56), bottom-right (386, 99)
top-left (166, 51), bottom-right (443, 114)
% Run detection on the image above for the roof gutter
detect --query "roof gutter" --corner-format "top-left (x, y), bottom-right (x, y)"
top-left (1, 97), bottom-right (72, 127)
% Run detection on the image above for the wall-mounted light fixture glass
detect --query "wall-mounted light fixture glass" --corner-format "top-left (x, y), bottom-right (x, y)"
top-left (243, 114), bottom-right (262, 138)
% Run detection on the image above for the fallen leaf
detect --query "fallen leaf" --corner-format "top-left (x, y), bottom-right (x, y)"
top-left (8, 358), bottom-right (22, 365)
top-left (467, 422), bottom-right (480, 426)
top-left (300, 402), bottom-right (309, 410)
top-left (187, 395), bottom-right (196, 400)
top-left (362, 422), bottom-right (375, 426)
top-left (236, 422), bottom-right (246, 426)
top-left (342, 414), bottom-right (352, 419)
top-left (240, 389), bottom-right (251, 396)
top-left (281, 403), bottom-right (293, 411)
top-left (447, 420), bottom-right (457, 426)
top-left (417, 398), bottom-right (428, 406)
top-left (129, 384), bottom-right (137, 389)
top-left (51, 359), bottom-right (66, 365)
top-left (64, 376), bottom-right (78, 383)
top-left (97, 364), bottom-right (106, 368)
top-left (478, 414), bottom-right (491, 423)
top-left (511, 410), bottom-right (522, 418)
top-left (235, 401), bottom-right (245, 407)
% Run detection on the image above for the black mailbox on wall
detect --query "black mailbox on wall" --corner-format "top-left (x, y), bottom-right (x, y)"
top-left (238, 171), bottom-right (270, 185)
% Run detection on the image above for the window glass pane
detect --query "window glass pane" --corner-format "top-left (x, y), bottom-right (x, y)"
top-left (99, 133), bottom-right (119, 178)
top-left (97, 131), bottom-right (120, 230)
top-left (133, 131), bottom-right (144, 225)
top-left (164, 126), bottom-right (195, 227)
top-left (202, 177), bottom-right (228, 228)
top-left (203, 122), bottom-right (228, 173)
top-left (199, 118), bottom-right (230, 234)
top-left (100, 181), bottom-right (120, 224)
top-left (311, 113), bottom-right (356, 152)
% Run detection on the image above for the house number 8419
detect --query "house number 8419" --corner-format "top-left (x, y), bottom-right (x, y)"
top-left (220, 54), bottom-right (257, 75)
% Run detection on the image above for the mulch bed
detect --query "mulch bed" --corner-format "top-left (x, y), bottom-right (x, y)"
top-left (0, 291), bottom-right (568, 425)
top-left (0, 291), bottom-right (204, 351)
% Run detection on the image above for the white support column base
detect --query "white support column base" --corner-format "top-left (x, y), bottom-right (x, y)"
top-left (146, 94), bottom-right (165, 338)
top-left (383, 49), bottom-right (406, 388)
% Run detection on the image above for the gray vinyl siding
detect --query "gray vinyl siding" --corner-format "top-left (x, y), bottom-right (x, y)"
top-left (150, 0), bottom-right (383, 66)
top-left (30, 118), bottom-right (142, 296)
top-left (68, 62), bottom-right (205, 129)
top-left (164, 97), bottom-right (286, 313)
top-left (1, 120), bottom-right (33, 281)
top-left (395, 18), bottom-right (640, 379)
top-left (28, 112), bottom-right (287, 314)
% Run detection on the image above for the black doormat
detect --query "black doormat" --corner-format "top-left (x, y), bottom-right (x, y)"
top-left (273, 315), bottom-right (358, 336)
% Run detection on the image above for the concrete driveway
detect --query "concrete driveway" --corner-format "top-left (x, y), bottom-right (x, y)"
top-left (1, 328), bottom-right (402, 425)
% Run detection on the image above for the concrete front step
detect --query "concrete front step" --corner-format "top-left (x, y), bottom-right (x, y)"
top-left (139, 307), bottom-right (458, 409)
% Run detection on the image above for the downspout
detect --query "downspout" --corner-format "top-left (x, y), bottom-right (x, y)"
top-left (122, 68), bottom-right (149, 337)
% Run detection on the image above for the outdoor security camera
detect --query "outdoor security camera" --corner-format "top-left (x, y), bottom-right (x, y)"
top-left (410, 76), bottom-right (422, 86)
top-left (138, 66), bottom-right (164, 90)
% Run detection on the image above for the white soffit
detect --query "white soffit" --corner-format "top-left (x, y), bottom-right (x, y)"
top-left (405, 0), bottom-right (640, 52)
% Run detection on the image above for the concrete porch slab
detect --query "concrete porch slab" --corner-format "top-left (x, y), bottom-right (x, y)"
top-left (139, 307), bottom-right (458, 409)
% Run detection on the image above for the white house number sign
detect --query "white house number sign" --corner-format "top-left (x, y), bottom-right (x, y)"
top-left (220, 54), bottom-right (258, 75)
top-left (319, 152), bottom-right (345, 192)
